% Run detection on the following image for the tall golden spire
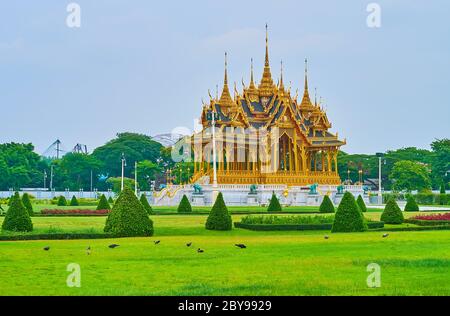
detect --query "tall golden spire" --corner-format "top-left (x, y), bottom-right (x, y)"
top-left (258, 23), bottom-right (275, 97)
top-left (300, 58), bottom-right (312, 108)
top-left (279, 60), bottom-right (285, 91)
top-left (219, 52), bottom-right (234, 107)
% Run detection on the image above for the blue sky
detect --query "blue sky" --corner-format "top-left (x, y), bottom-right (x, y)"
top-left (0, 0), bottom-right (449, 154)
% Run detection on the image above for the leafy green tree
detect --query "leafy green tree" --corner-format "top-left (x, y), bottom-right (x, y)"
top-left (135, 160), bottom-right (161, 190)
top-left (389, 160), bottom-right (431, 191)
top-left (21, 193), bottom-right (34, 216)
top-left (404, 196), bottom-right (419, 212)
top-left (381, 198), bottom-right (404, 224)
top-left (2, 192), bottom-right (33, 232)
top-left (57, 196), bottom-right (67, 206)
top-left (58, 153), bottom-right (102, 190)
top-left (205, 192), bottom-right (232, 231)
top-left (319, 195), bottom-right (335, 213)
top-left (356, 195), bottom-right (367, 213)
top-left (331, 192), bottom-right (367, 233)
top-left (104, 186), bottom-right (153, 237)
top-left (430, 139), bottom-right (450, 189)
top-left (92, 133), bottom-right (164, 178)
top-left (97, 194), bottom-right (111, 210)
top-left (177, 195), bottom-right (192, 213)
top-left (140, 194), bottom-right (154, 215)
top-left (267, 192), bottom-right (282, 212)
top-left (106, 177), bottom-right (136, 193)
top-left (70, 195), bottom-right (79, 206)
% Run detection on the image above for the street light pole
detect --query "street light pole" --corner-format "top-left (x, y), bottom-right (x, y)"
top-left (211, 111), bottom-right (218, 188)
top-left (134, 161), bottom-right (138, 196)
top-left (50, 165), bottom-right (54, 191)
top-left (121, 153), bottom-right (126, 191)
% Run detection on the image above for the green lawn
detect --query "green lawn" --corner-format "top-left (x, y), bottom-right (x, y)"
top-left (0, 212), bottom-right (449, 296)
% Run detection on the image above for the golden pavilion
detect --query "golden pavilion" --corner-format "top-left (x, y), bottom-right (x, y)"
top-left (190, 26), bottom-right (345, 186)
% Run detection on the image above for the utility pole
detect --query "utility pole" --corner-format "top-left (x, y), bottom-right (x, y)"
top-left (44, 170), bottom-right (47, 190)
top-left (90, 170), bottom-right (93, 192)
top-left (376, 153), bottom-right (384, 204)
top-left (121, 153), bottom-right (126, 191)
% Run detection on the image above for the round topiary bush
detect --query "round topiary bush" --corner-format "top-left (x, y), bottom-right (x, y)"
top-left (356, 195), bottom-right (367, 213)
top-left (205, 192), bottom-right (232, 231)
top-left (177, 195), bottom-right (192, 213)
top-left (21, 193), bottom-right (34, 217)
top-left (104, 186), bottom-right (153, 237)
top-left (404, 196), bottom-right (419, 212)
top-left (267, 192), bottom-right (282, 212)
top-left (97, 194), bottom-right (111, 210)
top-left (2, 192), bottom-right (33, 232)
top-left (319, 195), bottom-right (335, 213)
top-left (57, 195), bottom-right (67, 206)
top-left (70, 195), bottom-right (79, 206)
top-left (331, 192), bottom-right (367, 233)
top-left (140, 194), bottom-right (154, 215)
top-left (381, 198), bottom-right (404, 224)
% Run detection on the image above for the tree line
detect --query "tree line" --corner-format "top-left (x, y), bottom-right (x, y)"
top-left (0, 133), bottom-right (448, 192)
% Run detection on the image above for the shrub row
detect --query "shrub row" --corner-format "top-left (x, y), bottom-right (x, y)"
top-left (234, 221), bottom-right (384, 231)
top-left (383, 193), bottom-right (450, 205)
top-left (41, 209), bottom-right (110, 216)
top-left (0, 233), bottom-right (117, 241)
top-left (371, 225), bottom-right (450, 232)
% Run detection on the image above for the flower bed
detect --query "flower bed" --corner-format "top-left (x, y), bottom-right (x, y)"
top-left (404, 213), bottom-right (450, 226)
top-left (412, 213), bottom-right (450, 221)
top-left (41, 209), bottom-right (110, 216)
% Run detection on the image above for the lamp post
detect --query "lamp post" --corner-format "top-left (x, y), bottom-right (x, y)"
top-left (376, 153), bottom-right (385, 204)
top-left (121, 153), bottom-right (126, 191)
top-left (206, 110), bottom-right (219, 188)
top-left (134, 161), bottom-right (138, 196)
top-left (50, 164), bottom-right (54, 191)
top-left (43, 170), bottom-right (47, 190)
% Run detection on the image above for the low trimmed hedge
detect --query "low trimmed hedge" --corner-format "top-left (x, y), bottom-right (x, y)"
top-left (40, 209), bottom-right (110, 216)
top-left (372, 226), bottom-right (450, 232)
top-left (0, 233), bottom-right (117, 241)
top-left (234, 221), bottom-right (384, 231)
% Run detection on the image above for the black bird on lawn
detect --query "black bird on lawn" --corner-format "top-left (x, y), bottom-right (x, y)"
top-left (43, 246), bottom-right (50, 251)
top-left (108, 244), bottom-right (120, 249)
top-left (235, 244), bottom-right (247, 249)
top-left (154, 240), bottom-right (161, 245)
top-left (86, 246), bottom-right (91, 255)
top-left (382, 233), bottom-right (389, 238)
top-left (324, 235), bottom-right (329, 240)
top-left (186, 242), bottom-right (192, 247)
top-left (197, 248), bottom-right (204, 253)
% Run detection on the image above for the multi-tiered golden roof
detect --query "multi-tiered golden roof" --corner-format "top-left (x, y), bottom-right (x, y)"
top-left (190, 26), bottom-right (345, 186)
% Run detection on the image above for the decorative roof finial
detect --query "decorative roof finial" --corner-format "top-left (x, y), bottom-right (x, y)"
top-left (259, 23), bottom-right (275, 97)
top-left (279, 60), bottom-right (285, 90)
top-left (219, 52), bottom-right (234, 107)
top-left (300, 57), bottom-right (312, 108)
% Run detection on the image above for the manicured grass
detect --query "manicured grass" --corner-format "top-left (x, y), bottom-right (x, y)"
top-left (0, 212), bottom-right (449, 295)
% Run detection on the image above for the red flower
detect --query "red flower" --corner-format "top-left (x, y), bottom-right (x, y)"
top-left (412, 213), bottom-right (450, 221)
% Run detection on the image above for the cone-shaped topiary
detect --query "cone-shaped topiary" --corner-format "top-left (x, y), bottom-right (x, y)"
top-left (108, 196), bottom-right (114, 204)
top-left (57, 195), bottom-right (67, 206)
top-left (381, 198), bottom-right (404, 224)
top-left (70, 195), bottom-right (79, 206)
top-left (104, 186), bottom-right (153, 237)
top-left (404, 195), bottom-right (419, 212)
top-left (140, 194), bottom-right (154, 215)
top-left (21, 193), bottom-right (34, 217)
top-left (331, 192), bottom-right (367, 233)
top-left (356, 195), bottom-right (367, 213)
top-left (440, 181), bottom-right (446, 194)
top-left (97, 194), bottom-right (111, 210)
top-left (205, 192), bottom-right (232, 231)
top-left (2, 192), bottom-right (33, 232)
top-left (177, 195), bottom-right (192, 213)
top-left (267, 192), bottom-right (282, 212)
top-left (319, 195), bottom-right (335, 213)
